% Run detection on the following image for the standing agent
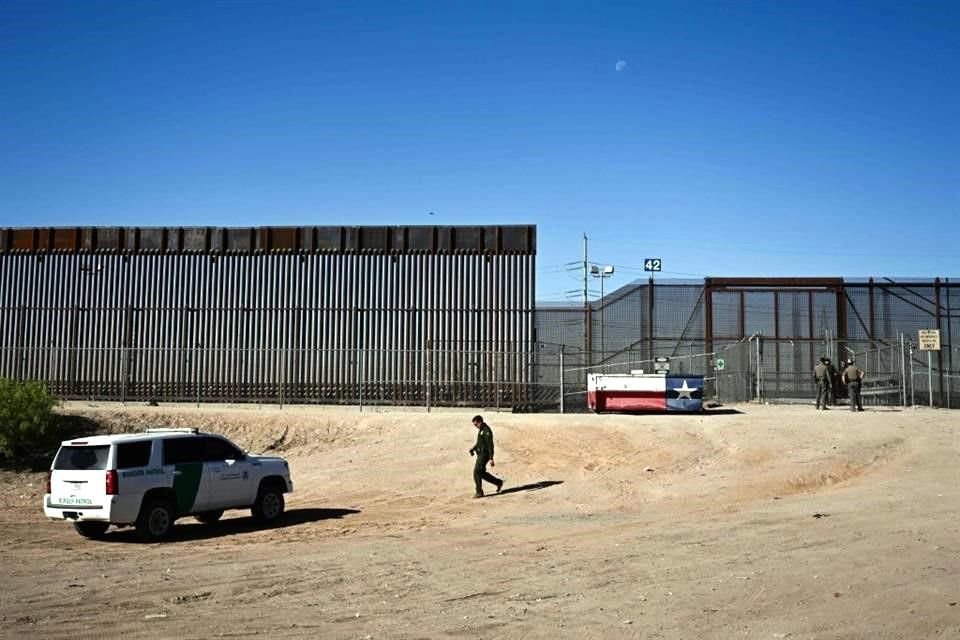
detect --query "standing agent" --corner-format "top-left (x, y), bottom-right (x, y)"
top-left (826, 357), bottom-right (841, 405)
top-left (814, 356), bottom-right (833, 410)
top-left (469, 415), bottom-right (503, 498)
top-left (842, 359), bottom-right (865, 412)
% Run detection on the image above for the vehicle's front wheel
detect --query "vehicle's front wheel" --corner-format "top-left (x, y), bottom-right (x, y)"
top-left (195, 510), bottom-right (224, 525)
top-left (251, 484), bottom-right (285, 524)
top-left (74, 521), bottom-right (109, 539)
top-left (136, 498), bottom-right (176, 542)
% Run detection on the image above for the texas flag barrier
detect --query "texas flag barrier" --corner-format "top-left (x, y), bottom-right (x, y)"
top-left (587, 373), bottom-right (704, 413)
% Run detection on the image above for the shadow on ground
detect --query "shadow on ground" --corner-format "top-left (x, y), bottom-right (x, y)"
top-left (492, 480), bottom-right (563, 496)
top-left (100, 507), bottom-right (361, 543)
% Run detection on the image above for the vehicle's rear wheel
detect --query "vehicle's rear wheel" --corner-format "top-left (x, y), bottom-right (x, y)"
top-left (136, 498), bottom-right (176, 541)
top-left (251, 484), bottom-right (285, 524)
top-left (74, 521), bottom-right (109, 539)
top-left (195, 510), bottom-right (224, 525)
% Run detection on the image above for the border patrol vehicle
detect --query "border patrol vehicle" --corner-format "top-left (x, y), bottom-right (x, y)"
top-left (43, 428), bottom-right (293, 541)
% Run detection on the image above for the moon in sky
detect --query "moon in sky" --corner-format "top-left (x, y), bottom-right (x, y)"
top-left (615, 60), bottom-right (627, 72)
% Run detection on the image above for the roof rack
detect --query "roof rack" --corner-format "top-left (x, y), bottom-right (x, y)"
top-left (144, 427), bottom-right (200, 434)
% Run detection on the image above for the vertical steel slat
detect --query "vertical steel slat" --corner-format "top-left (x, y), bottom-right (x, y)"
top-left (258, 254), bottom-right (268, 402)
top-left (193, 254), bottom-right (202, 402)
top-left (203, 254), bottom-right (214, 402)
top-left (150, 254), bottom-right (162, 395)
top-left (332, 252), bottom-right (340, 402)
top-left (1, 254), bottom-right (13, 376)
top-left (210, 256), bottom-right (219, 400)
top-left (253, 254), bottom-right (263, 401)
top-left (226, 256), bottom-right (237, 401)
top-left (45, 255), bottom-right (58, 391)
top-left (267, 254), bottom-right (277, 400)
top-left (313, 254), bottom-right (323, 400)
top-left (237, 256), bottom-right (247, 400)
top-left (333, 253), bottom-right (343, 401)
top-left (377, 254), bottom-right (386, 400)
top-left (0, 253), bottom-right (8, 376)
top-left (109, 255), bottom-right (120, 395)
top-left (23, 256), bottom-right (37, 381)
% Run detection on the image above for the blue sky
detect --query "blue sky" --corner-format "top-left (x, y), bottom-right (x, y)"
top-left (2, 1), bottom-right (957, 301)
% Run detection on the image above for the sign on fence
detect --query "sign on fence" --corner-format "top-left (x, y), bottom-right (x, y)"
top-left (918, 329), bottom-right (941, 351)
top-left (715, 358), bottom-right (725, 371)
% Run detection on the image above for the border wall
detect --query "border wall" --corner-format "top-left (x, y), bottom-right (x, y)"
top-left (0, 225), bottom-right (537, 407)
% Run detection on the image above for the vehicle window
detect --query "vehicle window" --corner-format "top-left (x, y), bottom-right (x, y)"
top-left (116, 441), bottom-right (152, 469)
top-left (53, 445), bottom-right (110, 471)
top-left (203, 437), bottom-right (243, 462)
top-left (162, 437), bottom-right (204, 465)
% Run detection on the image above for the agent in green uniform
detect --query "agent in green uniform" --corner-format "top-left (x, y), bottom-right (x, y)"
top-left (469, 415), bottom-right (503, 498)
top-left (814, 356), bottom-right (833, 410)
top-left (841, 359), bottom-right (865, 412)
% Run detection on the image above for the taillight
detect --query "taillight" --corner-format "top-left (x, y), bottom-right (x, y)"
top-left (45, 471), bottom-right (51, 494)
top-left (105, 470), bottom-right (119, 495)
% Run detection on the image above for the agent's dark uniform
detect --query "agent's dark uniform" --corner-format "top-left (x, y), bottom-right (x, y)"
top-left (826, 359), bottom-right (841, 404)
top-left (469, 418), bottom-right (502, 498)
top-left (814, 357), bottom-right (833, 410)
top-left (842, 360), bottom-right (865, 411)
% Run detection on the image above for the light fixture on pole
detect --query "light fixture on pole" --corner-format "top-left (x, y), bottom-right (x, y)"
top-left (590, 265), bottom-right (615, 360)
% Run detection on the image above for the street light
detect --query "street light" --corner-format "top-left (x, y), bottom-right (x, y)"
top-left (591, 265), bottom-right (615, 360)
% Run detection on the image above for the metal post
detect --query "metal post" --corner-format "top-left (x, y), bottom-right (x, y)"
top-left (899, 333), bottom-right (907, 407)
top-left (280, 346), bottom-right (286, 410)
top-left (194, 341), bottom-right (200, 408)
top-left (909, 341), bottom-right (915, 407)
top-left (357, 325), bottom-right (363, 414)
top-left (756, 333), bottom-right (762, 403)
top-left (425, 339), bottom-right (432, 413)
top-left (491, 351), bottom-right (498, 413)
top-left (15, 305), bottom-right (26, 381)
top-left (559, 346), bottom-right (565, 414)
top-left (928, 351), bottom-right (933, 408)
top-left (947, 278), bottom-right (953, 409)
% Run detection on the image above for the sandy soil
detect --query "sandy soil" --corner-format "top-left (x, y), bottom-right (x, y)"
top-left (1, 402), bottom-right (958, 639)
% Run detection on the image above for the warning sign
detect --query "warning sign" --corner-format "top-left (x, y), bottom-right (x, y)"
top-left (918, 329), bottom-right (941, 351)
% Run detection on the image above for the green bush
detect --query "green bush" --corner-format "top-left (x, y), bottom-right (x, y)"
top-left (0, 378), bottom-right (60, 459)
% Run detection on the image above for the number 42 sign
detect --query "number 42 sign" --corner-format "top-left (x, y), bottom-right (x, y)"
top-left (644, 258), bottom-right (662, 272)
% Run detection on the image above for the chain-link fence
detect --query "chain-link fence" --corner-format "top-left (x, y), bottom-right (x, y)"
top-left (2, 332), bottom-right (955, 412)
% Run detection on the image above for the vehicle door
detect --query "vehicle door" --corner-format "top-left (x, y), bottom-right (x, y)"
top-left (115, 440), bottom-right (155, 511)
top-left (162, 437), bottom-right (211, 514)
top-left (202, 436), bottom-right (256, 509)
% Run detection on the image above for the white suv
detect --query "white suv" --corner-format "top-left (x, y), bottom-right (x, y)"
top-left (43, 428), bottom-right (293, 541)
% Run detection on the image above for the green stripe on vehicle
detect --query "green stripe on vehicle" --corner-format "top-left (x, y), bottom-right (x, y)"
top-left (173, 463), bottom-right (203, 512)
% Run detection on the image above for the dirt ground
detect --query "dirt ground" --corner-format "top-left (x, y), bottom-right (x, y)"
top-left (1, 402), bottom-right (958, 639)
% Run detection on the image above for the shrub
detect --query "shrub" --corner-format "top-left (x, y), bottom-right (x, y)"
top-left (0, 378), bottom-right (60, 459)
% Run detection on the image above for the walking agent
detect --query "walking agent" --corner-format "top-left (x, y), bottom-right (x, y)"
top-left (842, 358), bottom-right (866, 412)
top-left (469, 415), bottom-right (503, 498)
top-left (814, 356), bottom-right (833, 410)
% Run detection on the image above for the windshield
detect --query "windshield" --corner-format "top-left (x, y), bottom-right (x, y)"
top-left (53, 445), bottom-right (110, 471)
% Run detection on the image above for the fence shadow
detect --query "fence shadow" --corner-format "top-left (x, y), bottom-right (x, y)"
top-left (491, 480), bottom-right (563, 496)
top-left (99, 507), bottom-right (361, 543)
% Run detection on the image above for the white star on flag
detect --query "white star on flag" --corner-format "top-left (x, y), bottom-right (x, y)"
top-left (673, 379), bottom-right (696, 399)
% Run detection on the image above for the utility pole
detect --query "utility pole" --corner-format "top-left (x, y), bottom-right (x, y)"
top-left (583, 234), bottom-right (589, 359)
top-left (582, 233), bottom-right (589, 308)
